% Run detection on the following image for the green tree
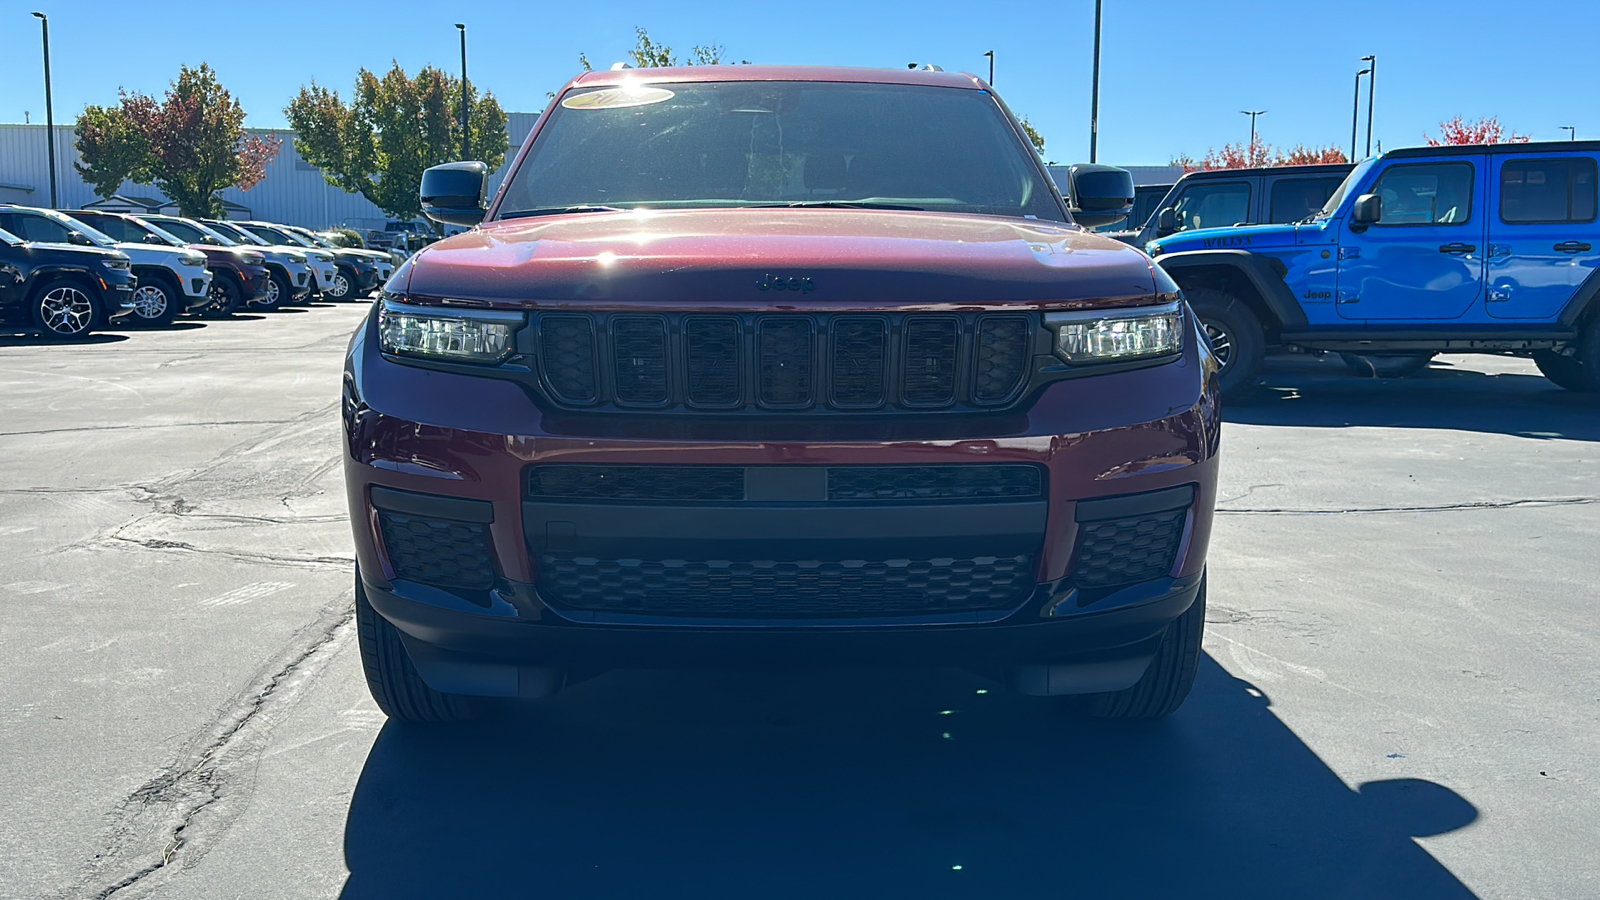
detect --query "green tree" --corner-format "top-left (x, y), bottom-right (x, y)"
top-left (578, 27), bottom-right (736, 72)
top-left (286, 62), bottom-right (509, 222)
top-left (72, 64), bottom-right (280, 215)
top-left (1018, 117), bottom-right (1046, 154)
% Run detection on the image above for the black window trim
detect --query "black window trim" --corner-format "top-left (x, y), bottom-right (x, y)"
top-left (1497, 155), bottom-right (1599, 225)
top-left (1370, 160), bottom-right (1476, 228)
top-left (1171, 179), bottom-right (1253, 231)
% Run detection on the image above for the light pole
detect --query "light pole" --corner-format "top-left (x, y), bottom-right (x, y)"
top-left (32, 12), bottom-right (57, 209)
top-left (1361, 55), bottom-right (1376, 158)
top-left (1241, 109), bottom-right (1266, 162)
top-left (1562, 126), bottom-right (1577, 141)
top-left (1089, 0), bottom-right (1103, 162)
top-left (1351, 69), bottom-right (1369, 160)
top-left (456, 23), bottom-right (470, 159)
top-left (984, 50), bottom-right (994, 85)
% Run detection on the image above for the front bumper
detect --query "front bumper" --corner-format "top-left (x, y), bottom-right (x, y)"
top-left (343, 311), bottom-right (1221, 694)
top-left (311, 261), bottom-right (339, 292)
top-left (105, 273), bottom-right (138, 319)
top-left (180, 268), bottom-right (214, 310)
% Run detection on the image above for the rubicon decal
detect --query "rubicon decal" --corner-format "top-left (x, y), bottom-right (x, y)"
top-left (756, 274), bottom-right (817, 293)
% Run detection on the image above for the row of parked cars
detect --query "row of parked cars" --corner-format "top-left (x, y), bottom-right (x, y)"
top-left (0, 204), bottom-right (401, 339)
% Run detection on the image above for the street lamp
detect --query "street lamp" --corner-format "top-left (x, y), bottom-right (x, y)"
top-left (32, 11), bottom-right (57, 209)
top-left (1360, 55), bottom-right (1376, 158)
top-left (1562, 126), bottom-right (1577, 141)
top-left (984, 50), bottom-right (994, 85)
top-left (1241, 109), bottom-right (1266, 161)
top-left (456, 23), bottom-right (469, 159)
top-left (1089, 0), bottom-right (1103, 162)
top-left (1351, 68), bottom-right (1370, 161)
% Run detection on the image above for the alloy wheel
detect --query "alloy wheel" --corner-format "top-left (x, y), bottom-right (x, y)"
top-left (328, 273), bottom-right (350, 299)
top-left (40, 286), bottom-right (95, 336)
top-left (131, 284), bottom-right (170, 320)
top-left (1203, 321), bottom-right (1234, 370)
top-left (256, 277), bottom-right (280, 308)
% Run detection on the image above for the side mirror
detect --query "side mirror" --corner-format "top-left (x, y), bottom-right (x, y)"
top-left (68, 231), bottom-right (94, 246)
top-left (421, 161), bottom-right (489, 227)
top-left (1063, 163), bottom-right (1134, 229)
top-left (1156, 207), bottom-right (1179, 236)
top-left (1351, 193), bottom-right (1381, 231)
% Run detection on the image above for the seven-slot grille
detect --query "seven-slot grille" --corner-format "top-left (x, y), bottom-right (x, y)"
top-left (532, 312), bottom-right (1032, 412)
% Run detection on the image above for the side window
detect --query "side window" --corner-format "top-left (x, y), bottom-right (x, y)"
top-left (1268, 176), bottom-right (1346, 224)
top-left (1171, 182), bottom-right (1251, 232)
top-left (1371, 162), bottom-right (1474, 226)
top-left (1499, 157), bottom-right (1598, 224)
top-left (83, 216), bottom-right (131, 242)
top-left (0, 213), bottom-right (75, 243)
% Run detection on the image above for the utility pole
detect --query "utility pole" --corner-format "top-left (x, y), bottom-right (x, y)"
top-left (984, 50), bottom-right (994, 85)
top-left (1241, 109), bottom-right (1266, 163)
top-left (1089, 0), bottom-right (1102, 162)
top-left (456, 23), bottom-right (470, 158)
top-left (32, 12), bottom-right (57, 209)
top-left (1361, 55), bottom-right (1376, 158)
top-left (1351, 68), bottom-right (1369, 160)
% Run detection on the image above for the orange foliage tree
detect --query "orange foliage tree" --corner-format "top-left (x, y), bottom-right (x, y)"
top-left (1172, 140), bottom-right (1347, 173)
top-left (1425, 116), bottom-right (1531, 146)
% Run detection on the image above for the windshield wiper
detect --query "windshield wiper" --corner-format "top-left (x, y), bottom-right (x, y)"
top-left (498, 205), bottom-right (629, 219)
top-left (768, 200), bottom-right (926, 211)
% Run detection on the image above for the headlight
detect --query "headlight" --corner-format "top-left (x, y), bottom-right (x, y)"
top-left (1044, 300), bottom-right (1183, 363)
top-left (378, 299), bottom-right (521, 364)
top-left (235, 250), bottom-right (265, 266)
top-left (182, 253), bottom-right (208, 267)
top-left (287, 253), bottom-right (307, 264)
top-left (102, 257), bottom-right (132, 271)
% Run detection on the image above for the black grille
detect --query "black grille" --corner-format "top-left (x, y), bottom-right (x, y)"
top-left (685, 317), bottom-right (740, 405)
top-left (524, 464), bottom-right (1042, 503)
top-left (1073, 509), bottom-right (1186, 589)
top-left (537, 552), bottom-right (1035, 618)
top-left (528, 312), bottom-right (1033, 413)
top-left (378, 511), bottom-right (496, 590)
top-left (830, 318), bottom-right (887, 406)
top-left (902, 318), bottom-right (959, 405)
top-left (827, 465), bottom-right (1043, 501)
top-left (539, 315), bottom-right (598, 404)
top-left (612, 316), bottom-right (669, 404)
top-left (528, 465), bottom-right (744, 502)
top-left (974, 316), bottom-right (1031, 404)
top-left (759, 319), bottom-right (813, 406)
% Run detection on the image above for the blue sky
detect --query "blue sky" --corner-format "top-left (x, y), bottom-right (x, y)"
top-left (7, 0), bottom-right (1595, 165)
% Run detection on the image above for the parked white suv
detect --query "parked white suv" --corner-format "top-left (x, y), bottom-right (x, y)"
top-left (196, 219), bottom-right (314, 311)
top-left (245, 222), bottom-right (395, 296)
top-left (2, 206), bottom-right (211, 327)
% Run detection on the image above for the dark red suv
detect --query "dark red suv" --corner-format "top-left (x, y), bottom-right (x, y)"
top-left (344, 67), bottom-right (1220, 722)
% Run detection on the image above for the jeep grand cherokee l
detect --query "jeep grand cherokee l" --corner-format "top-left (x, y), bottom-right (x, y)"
top-left (344, 66), bottom-right (1220, 723)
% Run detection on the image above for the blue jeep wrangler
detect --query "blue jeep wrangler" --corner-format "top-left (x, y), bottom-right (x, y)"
top-left (1147, 142), bottom-right (1600, 396)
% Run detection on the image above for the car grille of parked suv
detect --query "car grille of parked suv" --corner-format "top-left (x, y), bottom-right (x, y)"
top-left (533, 311), bottom-right (1033, 412)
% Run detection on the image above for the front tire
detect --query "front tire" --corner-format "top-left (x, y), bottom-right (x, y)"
top-left (1187, 289), bottom-right (1266, 399)
top-left (253, 271), bottom-right (290, 311)
top-left (1567, 314), bottom-right (1600, 393)
top-left (1077, 574), bottom-right (1206, 720)
top-left (324, 269), bottom-right (353, 301)
top-left (129, 278), bottom-right (179, 327)
top-left (1531, 350), bottom-right (1590, 391)
top-left (355, 574), bottom-right (475, 722)
top-left (201, 275), bottom-right (241, 319)
top-left (33, 278), bottom-right (102, 340)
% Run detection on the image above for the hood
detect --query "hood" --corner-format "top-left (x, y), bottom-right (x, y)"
top-left (1147, 222), bottom-right (1302, 256)
top-left (401, 209), bottom-right (1158, 309)
top-left (29, 242), bottom-right (127, 261)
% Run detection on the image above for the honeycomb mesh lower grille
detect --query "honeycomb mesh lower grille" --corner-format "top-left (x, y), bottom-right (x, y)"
top-left (378, 511), bottom-right (496, 590)
top-left (1073, 509), bottom-right (1186, 589)
top-left (537, 552), bottom-right (1036, 618)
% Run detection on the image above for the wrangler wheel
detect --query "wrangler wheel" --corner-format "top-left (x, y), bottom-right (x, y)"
top-left (1186, 288), bottom-right (1265, 399)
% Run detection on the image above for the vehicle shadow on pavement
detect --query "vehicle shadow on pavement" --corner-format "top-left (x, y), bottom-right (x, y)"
top-left (0, 330), bottom-right (131, 346)
top-left (338, 656), bottom-right (1479, 899)
top-left (1233, 357), bottom-right (1598, 442)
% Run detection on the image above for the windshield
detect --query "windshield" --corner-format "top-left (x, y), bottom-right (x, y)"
top-left (1315, 158), bottom-right (1378, 219)
top-left (290, 228), bottom-right (340, 249)
top-left (206, 221), bottom-right (268, 246)
top-left (0, 226), bottom-right (19, 245)
top-left (40, 209), bottom-right (119, 247)
top-left (151, 217), bottom-right (238, 246)
top-left (247, 224), bottom-right (311, 247)
top-left (497, 81), bottom-right (1063, 222)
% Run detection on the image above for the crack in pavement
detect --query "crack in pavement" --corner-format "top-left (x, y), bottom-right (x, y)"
top-left (68, 596), bottom-right (358, 900)
top-left (1217, 496), bottom-right (1598, 515)
top-left (99, 535), bottom-right (352, 570)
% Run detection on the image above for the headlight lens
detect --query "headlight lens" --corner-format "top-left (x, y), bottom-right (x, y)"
top-left (102, 257), bottom-right (132, 271)
top-left (1044, 300), bottom-right (1183, 363)
top-left (378, 299), bottom-right (521, 364)
top-left (287, 253), bottom-right (307, 264)
top-left (182, 252), bottom-right (208, 267)
top-left (235, 250), bottom-right (265, 266)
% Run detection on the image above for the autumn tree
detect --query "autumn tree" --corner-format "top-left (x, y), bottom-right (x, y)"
top-left (287, 62), bottom-right (509, 222)
top-left (1276, 144), bottom-right (1349, 165)
top-left (73, 64), bottom-right (280, 216)
top-left (1425, 116), bottom-right (1530, 146)
top-left (1172, 140), bottom-right (1348, 173)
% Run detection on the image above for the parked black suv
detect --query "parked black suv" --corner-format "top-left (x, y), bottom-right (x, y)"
top-left (1109, 163), bottom-right (1354, 248)
top-left (0, 224), bottom-right (137, 339)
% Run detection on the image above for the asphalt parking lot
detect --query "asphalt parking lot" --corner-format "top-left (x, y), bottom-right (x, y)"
top-left (1, 304), bottom-right (1595, 899)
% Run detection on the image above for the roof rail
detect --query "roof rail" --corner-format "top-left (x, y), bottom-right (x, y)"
top-left (610, 62), bottom-right (633, 71)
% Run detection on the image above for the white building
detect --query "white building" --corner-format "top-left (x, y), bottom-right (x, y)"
top-left (0, 113), bottom-right (539, 232)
